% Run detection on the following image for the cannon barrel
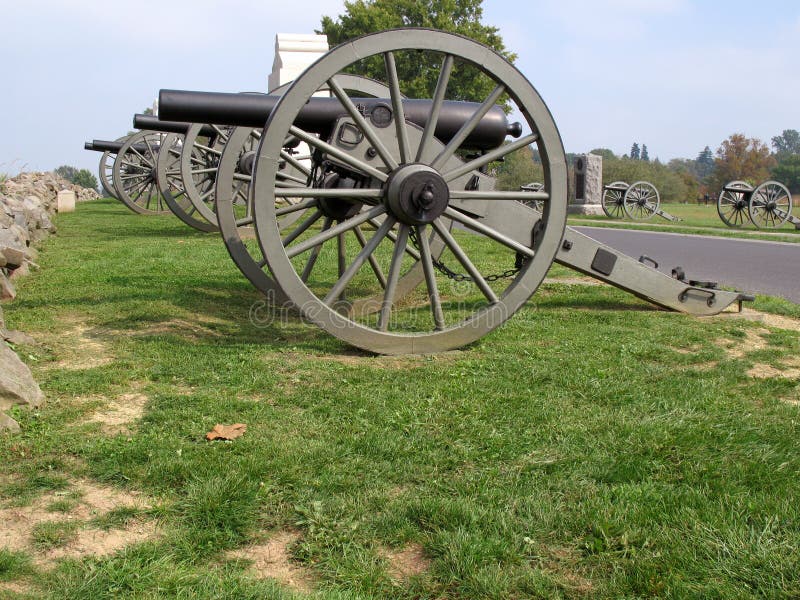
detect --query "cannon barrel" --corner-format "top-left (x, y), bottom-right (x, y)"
top-left (90, 139), bottom-right (152, 154)
top-left (158, 89), bottom-right (521, 150)
top-left (133, 114), bottom-right (217, 137)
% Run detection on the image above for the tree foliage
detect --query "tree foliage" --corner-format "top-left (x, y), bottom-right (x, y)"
top-left (771, 129), bottom-right (800, 157)
top-left (602, 154), bottom-right (696, 202)
top-left (629, 143), bottom-right (640, 160)
top-left (641, 144), bottom-right (649, 162)
top-left (710, 133), bottom-right (775, 192)
top-left (494, 144), bottom-right (543, 192)
top-left (772, 154), bottom-right (800, 193)
top-left (318, 0), bottom-right (516, 107)
top-left (54, 165), bottom-right (98, 191)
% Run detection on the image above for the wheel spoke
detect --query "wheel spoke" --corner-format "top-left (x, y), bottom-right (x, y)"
top-left (443, 207), bottom-right (534, 258)
top-left (416, 54), bottom-right (454, 162)
top-left (378, 224), bottom-right (409, 331)
top-left (353, 225), bottom-right (388, 289)
top-left (417, 225), bottom-right (446, 331)
top-left (276, 198), bottom-right (318, 216)
top-left (300, 218), bottom-right (332, 283)
top-left (282, 209), bottom-right (323, 246)
top-left (443, 133), bottom-right (538, 183)
top-left (384, 51), bottom-right (411, 164)
top-left (274, 187), bottom-right (382, 199)
top-left (431, 84), bottom-right (505, 171)
top-left (324, 217), bottom-right (396, 305)
top-left (327, 77), bottom-right (398, 171)
top-left (286, 205), bottom-right (387, 259)
top-left (280, 149), bottom-right (312, 177)
top-left (289, 126), bottom-right (388, 182)
top-left (431, 220), bottom-right (499, 304)
top-left (450, 190), bottom-right (549, 202)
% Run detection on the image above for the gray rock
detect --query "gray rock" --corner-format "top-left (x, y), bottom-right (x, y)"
top-left (0, 340), bottom-right (44, 413)
top-left (1, 247), bottom-right (25, 270)
top-left (0, 270), bottom-right (14, 301)
top-left (0, 411), bottom-right (20, 433)
top-left (3, 330), bottom-right (36, 346)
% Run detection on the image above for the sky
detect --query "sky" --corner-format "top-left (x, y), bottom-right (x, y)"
top-left (0, 0), bottom-right (798, 176)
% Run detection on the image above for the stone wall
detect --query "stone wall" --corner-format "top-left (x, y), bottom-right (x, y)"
top-left (0, 172), bottom-right (96, 431)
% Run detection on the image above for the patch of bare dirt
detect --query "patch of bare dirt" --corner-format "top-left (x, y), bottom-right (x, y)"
top-left (84, 392), bottom-right (148, 435)
top-left (747, 362), bottom-right (800, 380)
top-left (0, 580), bottom-right (32, 595)
top-left (543, 276), bottom-right (603, 287)
top-left (716, 327), bottom-right (771, 359)
top-left (0, 478), bottom-right (156, 568)
top-left (227, 531), bottom-right (313, 592)
top-left (535, 545), bottom-right (594, 596)
top-left (51, 316), bottom-right (113, 370)
top-left (131, 317), bottom-right (223, 340)
top-left (381, 543), bottom-right (431, 581)
top-left (717, 308), bottom-right (800, 333)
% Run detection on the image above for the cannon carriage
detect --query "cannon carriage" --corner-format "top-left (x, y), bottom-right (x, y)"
top-left (601, 181), bottom-right (680, 221)
top-left (84, 28), bottom-right (752, 354)
top-left (717, 180), bottom-right (798, 229)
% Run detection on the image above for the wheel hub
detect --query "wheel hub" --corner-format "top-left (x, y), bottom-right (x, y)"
top-left (238, 150), bottom-right (256, 176)
top-left (386, 164), bottom-right (449, 225)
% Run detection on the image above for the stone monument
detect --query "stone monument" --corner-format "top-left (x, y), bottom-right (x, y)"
top-left (569, 153), bottom-right (604, 215)
top-left (268, 33), bottom-right (329, 92)
top-left (56, 189), bottom-right (76, 213)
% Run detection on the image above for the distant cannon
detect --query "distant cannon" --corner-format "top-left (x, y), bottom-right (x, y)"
top-left (717, 180), bottom-right (798, 229)
top-left (601, 181), bottom-right (680, 221)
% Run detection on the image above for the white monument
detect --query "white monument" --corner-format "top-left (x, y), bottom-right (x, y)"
top-left (56, 189), bottom-right (76, 213)
top-left (268, 34), bottom-right (329, 92)
top-left (569, 153), bottom-right (604, 215)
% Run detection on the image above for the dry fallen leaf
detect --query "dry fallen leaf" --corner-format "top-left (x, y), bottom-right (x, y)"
top-left (206, 423), bottom-right (247, 441)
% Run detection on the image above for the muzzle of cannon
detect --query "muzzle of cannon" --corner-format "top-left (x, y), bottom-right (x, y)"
top-left (158, 89), bottom-right (522, 151)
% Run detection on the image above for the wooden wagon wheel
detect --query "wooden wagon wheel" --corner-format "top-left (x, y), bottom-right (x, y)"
top-left (250, 29), bottom-right (567, 354)
top-left (601, 181), bottom-right (627, 219)
top-left (111, 131), bottom-right (172, 215)
top-left (623, 181), bottom-right (660, 220)
top-left (748, 180), bottom-right (793, 229)
top-left (154, 133), bottom-right (218, 232)
top-left (215, 75), bottom-right (428, 305)
top-left (717, 180), bottom-right (753, 228)
top-left (98, 135), bottom-right (127, 200)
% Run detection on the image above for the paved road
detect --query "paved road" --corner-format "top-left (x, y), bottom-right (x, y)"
top-left (573, 226), bottom-right (800, 303)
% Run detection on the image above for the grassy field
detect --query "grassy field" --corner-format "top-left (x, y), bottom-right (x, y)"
top-left (569, 202), bottom-right (800, 243)
top-left (1, 199), bottom-right (800, 598)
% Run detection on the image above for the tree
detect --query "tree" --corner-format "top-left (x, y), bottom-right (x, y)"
top-left (772, 154), bottom-right (800, 193)
top-left (318, 0), bottom-right (516, 107)
top-left (630, 142), bottom-right (640, 160)
top-left (54, 165), bottom-right (78, 182)
top-left (494, 144), bottom-right (543, 191)
top-left (771, 129), bottom-right (800, 157)
top-left (641, 144), bottom-right (649, 162)
top-left (590, 148), bottom-right (616, 161)
top-left (710, 133), bottom-right (776, 192)
top-left (53, 165), bottom-right (98, 192)
top-left (73, 169), bottom-right (99, 191)
top-left (694, 146), bottom-right (715, 181)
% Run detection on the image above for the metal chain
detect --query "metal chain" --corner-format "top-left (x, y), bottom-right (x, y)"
top-left (407, 226), bottom-right (522, 283)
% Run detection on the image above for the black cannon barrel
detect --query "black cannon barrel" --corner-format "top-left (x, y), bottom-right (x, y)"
top-left (90, 139), bottom-right (126, 153)
top-left (158, 89), bottom-right (520, 150)
top-left (133, 114), bottom-right (217, 137)
top-left (84, 142), bottom-right (96, 151)
top-left (90, 139), bottom-right (152, 154)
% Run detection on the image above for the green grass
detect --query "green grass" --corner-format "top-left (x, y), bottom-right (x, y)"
top-left (0, 199), bottom-right (799, 598)
top-left (569, 202), bottom-right (800, 243)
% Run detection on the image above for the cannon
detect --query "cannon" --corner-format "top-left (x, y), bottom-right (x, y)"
top-left (519, 182), bottom-right (544, 212)
top-left (131, 114), bottom-right (223, 231)
top-left (150, 29), bottom-right (750, 354)
top-left (601, 181), bottom-right (680, 221)
top-left (84, 137), bottom-right (135, 201)
top-left (717, 180), bottom-right (798, 229)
